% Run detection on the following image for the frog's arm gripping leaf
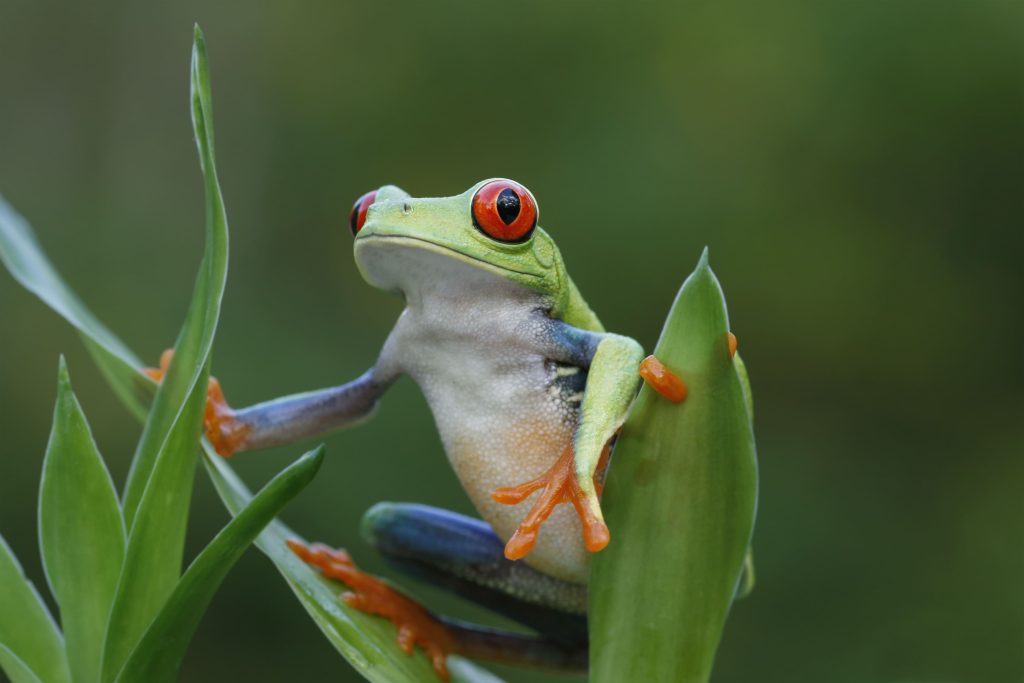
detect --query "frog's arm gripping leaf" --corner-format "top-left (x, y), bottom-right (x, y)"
top-left (573, 335), bottom-right (644, 523)
top-left (548, 322), bottom-right (644, 532)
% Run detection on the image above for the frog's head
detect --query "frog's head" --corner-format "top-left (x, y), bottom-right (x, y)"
top-left (349, 179), bottom-right (568, 306)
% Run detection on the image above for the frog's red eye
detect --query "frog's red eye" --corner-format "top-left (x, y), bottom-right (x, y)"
top-left (349, 190), bottom-right (377, 236)
top-left (471, 179), bottom-right (538, 243)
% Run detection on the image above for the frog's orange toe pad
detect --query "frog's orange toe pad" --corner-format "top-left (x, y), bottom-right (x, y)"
top-left (582, 518), bottom-right (611, 553)
top-left (492, 444), bottom-right (610, 560)
top-left (204, 377), bottom-right (249, 458)
top-left (639, 355), bottom-right (688, 403)
top-left (143, 349), bottom-right (249, 458)
top-left (503, 529), bottom-right (538, 561)
top-left (287, 538), bottom-right (455, 682)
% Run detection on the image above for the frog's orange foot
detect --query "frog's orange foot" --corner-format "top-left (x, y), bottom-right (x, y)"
top-left (639, 354), bottom-right (688, 403)
top-left (287, 538), bottom-right (455, 681)
top-left (491, 444), bottom-right (610, 561)
top-left (144, 348), bottom-right (250, 458)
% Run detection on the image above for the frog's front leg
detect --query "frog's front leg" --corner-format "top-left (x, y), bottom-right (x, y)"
top-left (493, 326), bottom-right (644, 559)
top-left (145, 349), bottom-right (397, 456)
top-left (218, 366), bottom-right (395, 454)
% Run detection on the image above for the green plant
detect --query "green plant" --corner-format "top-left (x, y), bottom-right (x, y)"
top-left (0, 26), bottom-right (757, 683)
top-left (0, 27), bottom-right (324, 683)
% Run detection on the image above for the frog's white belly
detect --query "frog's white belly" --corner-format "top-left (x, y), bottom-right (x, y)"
top-left (382, 266), bottom-right (588, 583)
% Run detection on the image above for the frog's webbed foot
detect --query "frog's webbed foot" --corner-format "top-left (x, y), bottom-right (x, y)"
top-left (491, 443), bottom-right (611, 561)
top-left (144, 348), bottom-right (249, 457)
top-left (287, 539), bottom-right (456, 681)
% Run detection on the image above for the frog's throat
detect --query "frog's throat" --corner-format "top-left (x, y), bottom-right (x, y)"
top-left (355, 233), bottom-right (544, 280)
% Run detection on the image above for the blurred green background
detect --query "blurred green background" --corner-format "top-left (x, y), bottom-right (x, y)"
top-left (1, 1), bottom-right (1021, 681)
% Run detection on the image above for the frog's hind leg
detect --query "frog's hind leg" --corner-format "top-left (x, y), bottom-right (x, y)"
top-left (362, 503), bottom-right (588, 644)
top-left (289, 504), bottom-right (587, 678)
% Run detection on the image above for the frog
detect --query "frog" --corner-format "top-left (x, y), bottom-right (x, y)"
top-left (149, 179), bottom-right (703, 679)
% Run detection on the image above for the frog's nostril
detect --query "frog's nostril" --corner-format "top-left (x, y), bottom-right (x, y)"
top-left (349, 190), bottom-right (377, 236)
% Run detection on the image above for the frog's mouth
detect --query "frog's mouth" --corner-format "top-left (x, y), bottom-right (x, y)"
top-left (355, 233), bottom-right (543, 281)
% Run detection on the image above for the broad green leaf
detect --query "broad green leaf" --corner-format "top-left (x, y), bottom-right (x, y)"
top-left (0, 536), bottom-right (70, 683)
top-left (39, 359), bottom-right (126, 683)
top-left (0, 645), bottom-right (45, 683)
top-left (113, 447), bottom-right (324, 683)
top-left (202, 446), bottom-right (502, 683)
top-left (590, 249), bottom-right (759, 683)
top-left (101, 26), bottom-right (230, 682)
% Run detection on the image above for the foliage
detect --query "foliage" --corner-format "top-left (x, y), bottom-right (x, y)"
top-left (0, 25), bottom-right (499, 683)
top-left (0, 26), bottom-right (757, 683)
top-left (0, 26), bottom-right (324, 683)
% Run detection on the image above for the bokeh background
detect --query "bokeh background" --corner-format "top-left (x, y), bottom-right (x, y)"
top-left (1, 1), bottom-right (1021, 681)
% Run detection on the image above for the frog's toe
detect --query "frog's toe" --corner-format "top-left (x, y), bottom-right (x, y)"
top-left (203, 376), bottom-right (249, 457)
top-left (639, 354), bottom-right (689, 403)
top-left (142, 348), bottom-right (175, 382)
top-left (143, 348), bottom-right (249, 456)
top-left (287, 537), bottom-right (456, 682)
top-left (490, 477), bottom-right (545, 505)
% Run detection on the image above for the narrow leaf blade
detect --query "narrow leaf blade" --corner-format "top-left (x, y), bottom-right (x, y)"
top-left (100, 371), bottom-right (208, 682)
top-left (589, 250), bottom-right (759, 683)
top-left (39, 359), bottom-right (126, 683)
top-left (0, 537), bottom-right (71, 683)
top-left (121, 23), bottom-right (228, 529)
top-left (101, 27), bottom-right (230, 682)
top-left (113, 448), bottom-right (324, 683)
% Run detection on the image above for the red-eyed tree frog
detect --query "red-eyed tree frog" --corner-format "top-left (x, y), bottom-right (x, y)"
top-left (148, 179), bottom-right (714, 679)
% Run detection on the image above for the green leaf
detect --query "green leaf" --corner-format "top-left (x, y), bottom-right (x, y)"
top-left (589, 249), bottom-right (758, 683)
top-left (100, 26), bottom-right (230, 682)
top-left (121, 23), bottom-right (228, 527)
top-left (0, 645), bottom-right (45, 683)
top-left (113, 447), bottom-right (324, 683)
top-left (39, 359), bottom-right (126, 683)
top-left (0, 536), bottom-right (71, 683)
top-left (0, 198), bottom-right (155, 422)
top-left (202, 446), bottom-right (502, 683)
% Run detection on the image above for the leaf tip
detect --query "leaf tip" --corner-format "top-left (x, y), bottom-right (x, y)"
top-left (56, 354), bottom-right (71, 390)
top-left (306, 444), bottom-right (326, 474)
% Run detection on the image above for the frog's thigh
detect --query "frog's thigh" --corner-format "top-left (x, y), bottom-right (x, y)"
top-left (361, 502), bottom-right (587, 644)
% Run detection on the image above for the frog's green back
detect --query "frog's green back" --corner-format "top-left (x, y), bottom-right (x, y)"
top-left (560, 274), bottom-right (605, 333)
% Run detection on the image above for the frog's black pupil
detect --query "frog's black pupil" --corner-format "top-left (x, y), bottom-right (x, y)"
top-left (495, 188), bottom-right (521, 225)
top-left (349, 201), bottom-right (360, 234)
